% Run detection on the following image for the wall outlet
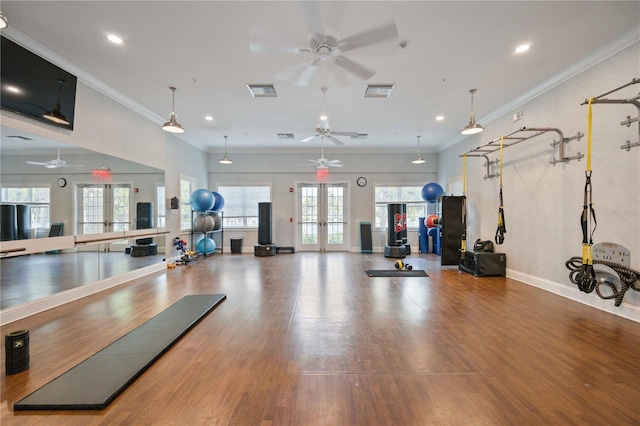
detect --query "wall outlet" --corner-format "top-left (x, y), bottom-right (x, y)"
top-left (512, 111), bottom-right (524, 122)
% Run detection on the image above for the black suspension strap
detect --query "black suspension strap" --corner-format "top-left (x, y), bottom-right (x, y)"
top-left (495, 136), bottom-right (506, 245)
top-left (573, 98), bottom-right (598, 293)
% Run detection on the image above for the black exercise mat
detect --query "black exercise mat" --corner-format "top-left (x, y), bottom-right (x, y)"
top-left (366, 270), bottom-right (428, 277)
top-left (14, 294), bottom-right (226, 411)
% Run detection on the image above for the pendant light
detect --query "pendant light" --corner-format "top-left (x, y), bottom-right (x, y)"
top-left (43, 79), bottom-right (70, 125)
top-left (0, 11), bottom-right (8, 29)
top-left (162, 86), bottom-right (185, 133)
top-left (219, 135), bottom-right (232, 164)
top-left (461, 88), bottom-right (484, 135)
top-left (412, 135), bottom-right (426, 164)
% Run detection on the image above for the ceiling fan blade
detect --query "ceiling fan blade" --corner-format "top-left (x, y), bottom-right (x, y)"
top-left (301, 134), bottom-right (319, 143)
top-left (297, 1), bottom-right (326, 37)
top-left (26, 161), bottom-right (49, 166)
top-left (309, 159), bottom-right (322, 164)
top-left (328, 162), bottom-right (343, 168)
top-left (337, 21), bottom-right (398, 52)
top-left (45, 164), bottom-right (60, 169)
top-left (331, 131), bottom-right (359, 137)
top-left (333, 56), bottom-right (375, 80)
top-left (294, 61), bottom-right (321, 86)
top-left (326, 135), bottom-right (344, 145)
top-left (249, 27), bottom-right (310, 54)
top-left (62, 164), bottom-right (84, 168)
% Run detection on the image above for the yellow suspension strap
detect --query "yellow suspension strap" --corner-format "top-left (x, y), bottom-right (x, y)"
top-left (576, 98), bottom-right (598, 293)
top-left (495, 136), bottom-right (506, 244)
top-left (460, 154), bottom-right (467, 256)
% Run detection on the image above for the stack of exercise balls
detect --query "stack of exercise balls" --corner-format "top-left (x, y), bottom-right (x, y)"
top-left (197, 237), bottom-right (216, 254)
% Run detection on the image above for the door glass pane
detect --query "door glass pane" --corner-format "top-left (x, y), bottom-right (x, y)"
top-left (82, 186), bottom-right (104, 234)
top-left (111, 187), bottom-right (130, 232)
top-left (301, 186), bottom-right (317, 244)
top-left (327, 186), bottom-right (343, 244)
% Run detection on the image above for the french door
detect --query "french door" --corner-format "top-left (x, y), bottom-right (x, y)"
top-left (296, 182), bottom-right (349, 252)
top-left (76, 183), bottom-right (132, 251)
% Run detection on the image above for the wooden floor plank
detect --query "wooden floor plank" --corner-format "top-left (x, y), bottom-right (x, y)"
top-left (2, 252), bottom-right (639, 425)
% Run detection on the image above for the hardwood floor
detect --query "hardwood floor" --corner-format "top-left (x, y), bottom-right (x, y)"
top-left (1, 252), bottom-right (639, 425)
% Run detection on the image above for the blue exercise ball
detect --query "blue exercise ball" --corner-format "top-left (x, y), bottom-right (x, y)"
top-left (211, 191), bottom-right (225, 211)
top-left (421, 183), bottom-right (444, 204)
top-left (190, 189), bottom-right (215, 211)
top-left (197, 237), bottom-right (216, 254)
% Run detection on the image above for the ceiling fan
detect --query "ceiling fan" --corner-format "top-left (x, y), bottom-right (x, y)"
top-left (250, 3), bottom-right (398, 86)
top-left (301, 87), bottom-right (358, 145)
top-left (307, 136), bottom-right (343, 169)
top-left (26, 142), bottom-right (84, 169)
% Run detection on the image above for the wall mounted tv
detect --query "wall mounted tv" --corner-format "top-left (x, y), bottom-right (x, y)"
top-left (1, 36), bottom-right (77, 131)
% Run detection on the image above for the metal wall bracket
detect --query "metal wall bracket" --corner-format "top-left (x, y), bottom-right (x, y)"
top-left (460, 126), bottom-right (583, 177)
top-left (582, 77), bottom-right (640, 151)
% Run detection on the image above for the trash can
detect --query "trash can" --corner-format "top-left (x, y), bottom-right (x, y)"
top-left (5, 329), bottom-right (29, 375)
top-left (230, 237), bottom-right (243, 254)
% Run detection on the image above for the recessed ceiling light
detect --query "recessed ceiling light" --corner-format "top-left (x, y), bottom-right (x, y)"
top-left (515, 43), bottom-right (530, 54)
top-left (436, 115), bottom-right (444, 121)
top-left (107, 34), bottom-right (123, 45)
top-left (205, 116), bottom-right (213, 121)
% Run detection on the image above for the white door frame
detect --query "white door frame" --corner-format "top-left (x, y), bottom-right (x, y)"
top-left (294, 181), bottom-right (350, 252)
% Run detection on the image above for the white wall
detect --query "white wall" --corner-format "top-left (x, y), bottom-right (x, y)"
top-left (438, 43), bottom-right (640, 320)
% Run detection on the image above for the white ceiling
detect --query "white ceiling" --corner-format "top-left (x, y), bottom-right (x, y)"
top-left (1, 1), bottom-right (639, 154)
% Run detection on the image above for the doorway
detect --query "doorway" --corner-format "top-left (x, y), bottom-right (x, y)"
top-left (296, 182), bottom-right (349, 252)
top-left (76, 183), bottom-right (132, 251)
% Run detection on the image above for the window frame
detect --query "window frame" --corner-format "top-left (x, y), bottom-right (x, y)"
top-left (373, 184), bottom-right (427, 230)
top-left (216, 184), bottom-right (272, 229)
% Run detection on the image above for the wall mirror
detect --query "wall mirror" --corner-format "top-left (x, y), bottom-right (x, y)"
top-left (0, 125), bottom-right (166, 311)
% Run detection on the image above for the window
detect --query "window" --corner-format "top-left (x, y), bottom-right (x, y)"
top-left (217, 185), bottom-right (271, 228)
top-left (180, 175), bottom-right (197, 231)
top-left (0, 186), bottom-right (51, 235)
top-left (156, 185), bottom-right (166, 228)
top-left (374, 185), bottom-right (426, 229)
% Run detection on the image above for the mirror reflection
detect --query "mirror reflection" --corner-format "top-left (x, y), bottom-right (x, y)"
top-left (0, 127), bottom-right (165, 310)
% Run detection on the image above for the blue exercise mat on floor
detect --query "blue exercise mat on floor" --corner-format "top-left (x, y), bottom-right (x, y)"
top-left (14, 294), bottom-right (226, 411)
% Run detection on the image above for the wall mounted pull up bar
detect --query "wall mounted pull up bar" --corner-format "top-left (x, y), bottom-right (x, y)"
top-left (581, 77), bottom-right (640, 151)
top-left (459, 126), bottom-right (584, 178)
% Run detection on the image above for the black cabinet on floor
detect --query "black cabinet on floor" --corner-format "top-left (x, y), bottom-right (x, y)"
top-left (440, 196), bottom-right (465, 266)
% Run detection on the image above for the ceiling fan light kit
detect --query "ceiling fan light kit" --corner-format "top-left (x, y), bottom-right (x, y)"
top-left (461, 88), bottom-right (485, 135)
top-left (162, 86), bottom-right (185, 133)
top-left (0, 11), bottom-right (8, 29)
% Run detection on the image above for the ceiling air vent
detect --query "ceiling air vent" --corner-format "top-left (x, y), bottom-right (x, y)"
top-left (364, 84), bottom-right (395, 98)
top-left (277, 133), bottom-right (295, 139)
top-left (351, 133), bottom-right (368, 139)
top-left (247, 84), bottom-right (277, 98)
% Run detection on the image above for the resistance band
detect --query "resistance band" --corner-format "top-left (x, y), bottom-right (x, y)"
top-left (495, 137), bottom-right (506, 244)
top-left (460, 155), bottom-right (467, 256)
top-left (574, 98), bottom-right (598, 293)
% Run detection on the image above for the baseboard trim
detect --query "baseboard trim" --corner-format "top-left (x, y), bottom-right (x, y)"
top-left (508, 269), bottom-right (640, 323)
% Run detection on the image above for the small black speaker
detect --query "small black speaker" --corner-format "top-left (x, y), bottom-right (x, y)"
top-left (136, 202), bottom-right (153, 229)
top-left (5, 330), bottom-right (29, 375)
top-left (258, 202), bottom-right (272, 245)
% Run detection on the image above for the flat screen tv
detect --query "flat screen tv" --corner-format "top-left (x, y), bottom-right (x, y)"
top-left (1, 36), bottom-right (77, 131)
